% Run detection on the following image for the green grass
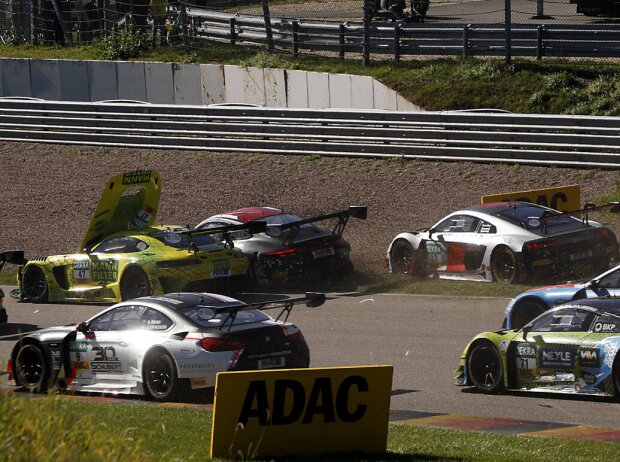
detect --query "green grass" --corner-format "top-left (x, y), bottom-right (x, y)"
top-left (4, 41), bottom-right (620, 114)
top-left (0, 271), bottom-right (16, 285)
top-left (1, 394), bottom-right (617, 461)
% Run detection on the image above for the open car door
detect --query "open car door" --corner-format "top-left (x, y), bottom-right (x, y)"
top-left (80, 170), bottom-right (161, 252)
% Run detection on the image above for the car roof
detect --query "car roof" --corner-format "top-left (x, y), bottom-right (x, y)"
top-left (219, 207), bottom-right (283, 223)
top-left (560, 297), bottom-right (620, 315)
top-left (463, 201), bottom-right (547, 215)
top-left (137, 292), bottom-right (247, 311)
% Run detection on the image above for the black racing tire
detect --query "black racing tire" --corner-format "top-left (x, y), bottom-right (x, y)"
top-left (142, 349), bottom-right (185, 402)
top-left (390, 239), bottom-right (417, 274)
top-left (491, 246), bottom-right (519, 284)
top-left (120, 266), bottom-right (151, 301)
top-left (612, 355), bottom-right (620, 402)
top-left (13, 343), bottom-right (50, 393)
top-left (21, 265), bottom-right (49, 303)
top-left (511, 299), bottom-right (547, 330)
top-left (467, 342), bottom-right (504, 393)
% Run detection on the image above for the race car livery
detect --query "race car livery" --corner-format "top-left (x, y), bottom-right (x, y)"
top-left (8, 292), bottom-right (324, 402)
top-left (10, 170), bottom-right (260, 303)
top-left (455, 298), bottom-right (620, 399)
top-left (197, 206), bottom-right (367, 284)
top-left (387, 201), bottom-right (619, 284)
top-left (504, 263), bottom-right (620, 329)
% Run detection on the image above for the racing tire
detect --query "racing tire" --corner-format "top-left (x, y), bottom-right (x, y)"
top-left (613, 356), bottom-right (620, 402)
top-left (467, 342), bottom-right (504, 393)
top-left (21, 265), bottom-right (49, 303)
top-left (511, 299), bottom-right (547, 330)
top-left (142, 349), bottom-right (185, 402)
top-left (490, 246), bottom-right (519, 284)
top-left (120, 266), bottom-right (151, 301)
top-left (13, 343), bottom-right (50, 393)
top-left (390, 239), bottom-right (417, 274)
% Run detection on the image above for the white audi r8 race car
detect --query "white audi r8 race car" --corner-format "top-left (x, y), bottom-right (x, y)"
top-left (8, 292), bottom-right (324, 402)
top-left (386, 201), bottom-right (619, 284)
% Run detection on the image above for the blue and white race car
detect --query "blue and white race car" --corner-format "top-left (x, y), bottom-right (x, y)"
top-left (504, 264), bottom-right (620, 329)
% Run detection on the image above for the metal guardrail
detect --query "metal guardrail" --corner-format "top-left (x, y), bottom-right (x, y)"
top-left (186, 9), bottom-right (620, 59)
top-left (1, 99), bottom-right (620, 168)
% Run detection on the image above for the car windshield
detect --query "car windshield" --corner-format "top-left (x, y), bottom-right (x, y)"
top-left (180, 306), bottom-right (270, 328)
top-left (495, 205), bottom-right (579, 231)
top-left (150, 229), bottom-right (218, 249)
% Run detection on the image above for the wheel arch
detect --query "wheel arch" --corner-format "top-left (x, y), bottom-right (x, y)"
top-left (465, 337), bottom-right (509, 388)
top-left (506, 296), bottom-right (549, 329)
top-left (387, 233), bottom-right (423, 269)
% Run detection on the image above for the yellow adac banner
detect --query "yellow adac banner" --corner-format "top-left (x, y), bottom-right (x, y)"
top-left (210, 365), bottom-right (393, 459)
top-left (481, 184), bottom-right (580, 212)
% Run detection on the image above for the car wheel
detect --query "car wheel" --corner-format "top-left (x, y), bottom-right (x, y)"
top-left (14, 343), bottom-right (50, 393)
top-left (613, 356), bottom-right (620, 401)
top-left (467, 342), bottom-right (504, 393)
top-left (143, 349), bottom-right (185, 402)
top-left (21, 265), bottom-right (49, 302)
top-left (491, 246), bottom-right (519, 284)
top-left (390, 239), bottom-right (416, 274)
top-left (511, 299), bottom-right (547, 329)
top-left (120, 266), bottom-right (151, 301)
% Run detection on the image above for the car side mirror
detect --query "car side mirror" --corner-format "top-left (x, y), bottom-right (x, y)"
top-left (82, 247), bottom-right (91, 255)
top-left (522, 324), bottom-right (531, 340)
top-left (77, 322), bottom-right (90, 334)
top-left (428, 228), bottom-right (434, 239)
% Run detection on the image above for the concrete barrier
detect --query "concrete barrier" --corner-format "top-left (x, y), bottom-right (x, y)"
top-left (0, 58), bottom-right (421, 111)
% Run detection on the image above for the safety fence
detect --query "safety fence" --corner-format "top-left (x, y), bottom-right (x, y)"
top-left (1, 1), bottom-right (620, 60)
top-left (0, 98), bottom-right (619, 168)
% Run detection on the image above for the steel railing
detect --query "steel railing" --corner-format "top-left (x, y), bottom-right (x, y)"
top-left (0, 99), bottom-right (619, 168)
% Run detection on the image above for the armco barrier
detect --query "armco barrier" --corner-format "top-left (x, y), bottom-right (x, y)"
top-left (0, 99), bottom-right (618, 168)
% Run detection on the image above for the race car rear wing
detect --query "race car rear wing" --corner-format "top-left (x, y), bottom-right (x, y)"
top-left (540, 202), bottom-right (620, 231)
top-left (179, 221), bottom-right (267, 250)
top-left (272, 206), bottom-right (367, 247)
top-left (0, 251), bottom-right (26, 271)
top-left (217, 292), bottom-right (325, 331)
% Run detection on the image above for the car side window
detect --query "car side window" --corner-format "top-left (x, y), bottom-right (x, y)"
top-left (89, 305), bottom-right (147, 331)
top-left (434, 215), bottom-right (480, 233)
top-left (528, 308), bottom-right (594, 332)
top-left (95, 236), bottom-right (149, 254)
top-left (141, 308), bottom-right (173, 331)
top-left (591, 314), bottom-right (620, 333)
top-left (478, 220), bottom-right (497, 234)
top-left (597, 269), bottom-right (620, 289)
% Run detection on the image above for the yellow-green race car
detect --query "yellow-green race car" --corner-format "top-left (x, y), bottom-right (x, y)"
top-left (10, 170), bottom-right (261, 303)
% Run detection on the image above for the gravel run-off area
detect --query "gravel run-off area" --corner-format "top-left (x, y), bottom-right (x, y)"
top-left (1, 142), bottom-right (619, 281)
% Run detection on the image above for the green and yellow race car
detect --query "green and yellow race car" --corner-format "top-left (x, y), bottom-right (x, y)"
top-left (8, 170), bottom-right (261, 303)
top-left (455, 298), bottom-right (620, 399)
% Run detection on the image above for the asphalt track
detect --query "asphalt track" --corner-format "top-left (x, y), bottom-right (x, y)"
top-left (1, 287), bottom-right (619, 440)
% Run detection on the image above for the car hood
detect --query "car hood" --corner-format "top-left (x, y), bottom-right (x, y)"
top-left (80, 170), bottom-right (161, 252)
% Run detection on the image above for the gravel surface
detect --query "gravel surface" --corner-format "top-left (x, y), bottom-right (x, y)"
top-left (1, 142), bottom-right (619, 277)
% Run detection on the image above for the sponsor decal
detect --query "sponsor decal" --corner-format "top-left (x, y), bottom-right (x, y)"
top-left (539, 348), bottom-right (574, 369)
top-left (603, 342), bottom-right (619, 368)
top-left (211, 259), bottom-right (231, 278)
top-left (73, 260), bottom-right (90, 280)
top-left (71, 361), bottom-right (90, 369)
top-left (582, 372), bottom-right (597, 385)
top-left (131, 206), bottom-right (155, 230)
top-left (593, 322), bottom-right (617, 333)
top-left (515, 343), bottom-right (536, 370)
top-left (91, 346), bottom-right (122, 374)
top-left (122, 170), bottom-right (152, 185)
top-left (69, 340), bottom-right (88, 353)
top-left (578, 348), bottom-right (600, 368)
top-left (480, 185), bottom-right (580, 212)
top-left (180, 363), bottom-right (215, 370)
top-left (499, 341), bottom-right (508, 352)
top-left (91, 260), bottom-right (119, 282)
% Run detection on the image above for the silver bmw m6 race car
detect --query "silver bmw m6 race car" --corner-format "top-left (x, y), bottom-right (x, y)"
top-left (8, 292), bottom-right (324, 402)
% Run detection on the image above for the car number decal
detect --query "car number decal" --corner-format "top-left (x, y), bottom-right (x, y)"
top-left (73, 261), bottom-right (91, 281)
top-left (211, 259), bottom-right (231, 278)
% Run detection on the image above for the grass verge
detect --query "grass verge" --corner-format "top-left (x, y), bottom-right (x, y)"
top-left (1, 393), bottom-right (618, 461)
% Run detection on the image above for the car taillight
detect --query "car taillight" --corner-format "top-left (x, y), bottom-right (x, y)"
top-left (266, 248), bottom-right (298, 257)
top-left (526, 240), bottom-right (558, 250)
top-left (198, 337), bottom-right (246, 352)
top-left (594, 228), bottom-right (611, 239)
top-left (156, 259), bottom-right (201, 268)
top-left (7, 359), bottom-right (12, 382)
top-left (282, 325), bottom-right (305, 342)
